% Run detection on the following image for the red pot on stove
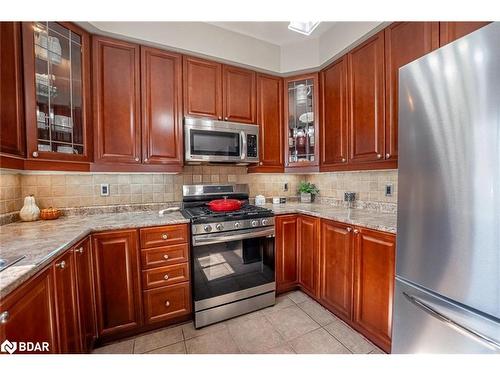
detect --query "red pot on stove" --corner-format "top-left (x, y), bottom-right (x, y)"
top-left (207, 198), bottom-right (245, 212)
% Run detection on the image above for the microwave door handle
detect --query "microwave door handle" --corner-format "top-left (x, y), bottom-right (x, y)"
top-left (241, 131), bottom-right (246, 159)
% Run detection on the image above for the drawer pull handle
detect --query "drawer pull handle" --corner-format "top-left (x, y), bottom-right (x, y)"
top-left (161, 233), bottom-right (169, 240)
top-left (346, 227), bottom-right (352, 232)
top-left (75, 247), bottom-right (84, 254)
top-left (165, 301), bottom-right (170, 307)
top-left (353, 229), bottom-right (359, 235)
top-left (0, 311), bottom-right (9, 324)
top-left (163, 254), bottom-right (169, 260)
top-left (56, 260), bottom-right (66, 269)
top-left (163, 274), bottom-right (169, 280)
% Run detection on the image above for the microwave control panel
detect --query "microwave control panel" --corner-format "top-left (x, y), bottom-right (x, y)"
top-left (247, 134), bottom-right (258, 158)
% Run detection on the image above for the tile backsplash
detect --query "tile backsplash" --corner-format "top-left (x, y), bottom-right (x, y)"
top-left (0, 167), bottom-right (398, 218)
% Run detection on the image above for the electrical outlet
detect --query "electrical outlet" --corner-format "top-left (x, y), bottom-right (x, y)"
top-left (385, 184), bottom-right (393, 197)
top-left (100, 183), bottom-right (110, 197)
top-left (283, 183), bottom-right (288, 192)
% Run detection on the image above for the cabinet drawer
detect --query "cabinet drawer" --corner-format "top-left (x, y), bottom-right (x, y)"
top-left (142, 263), bottom-right (189, 289)
top-left (140, 224), bottom-right (188, 248)
top-left (141, 243), bottom-right (189, 269)
top-left (143, 282), bottom-right (191, 325)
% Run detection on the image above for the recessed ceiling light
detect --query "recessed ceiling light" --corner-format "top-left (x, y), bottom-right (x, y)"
top-left (288, 21), bottom-right (321, 36)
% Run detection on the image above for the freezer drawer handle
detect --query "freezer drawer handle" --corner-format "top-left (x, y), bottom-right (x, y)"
top-left (403, 292), bottom-right (500, 350)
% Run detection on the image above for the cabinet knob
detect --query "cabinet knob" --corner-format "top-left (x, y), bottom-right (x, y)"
top-left (32, 151), bottom-right (39, 158)
top-left (134, 157), bottom-right (140, 162)
top-left (161, 233), bottom-right (169, 240)
top-left (376, 154), bottom-right (382, 159)
top-left (56, 260), bottom-right (66, 269)
top-left (259, 162), bottom-right (263, 166)
top-left (353, 229), bottom-right (360, 234)
top-left (341, 157), bottom-right (346, 163)
top-left (224, 117), bottom-right (229, 121)
top-left (165, 301), bottom-right (170, 308)
top-left (0, 311), bottom-right (9, 324)
top-left (385, 153), bottom-right (391, 159)
top-left (346, 227), bottom-right (352, 232)
top-left (163, 274), bottom-right (169, 280)
top-left (144, 158), bottom-right (148, 162)
top-left (218, 116), bottom-right (222, 120)
top-left (163, 254), bottom-right (169, 260)
top-left (75, 247), bottom-right (84, 254)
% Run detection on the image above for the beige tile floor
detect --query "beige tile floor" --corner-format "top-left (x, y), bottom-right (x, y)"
top-left (92, 290), bottom-right (386, 355)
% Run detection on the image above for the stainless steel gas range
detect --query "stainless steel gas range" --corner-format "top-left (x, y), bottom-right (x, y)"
top-left (181, 184), bottom-right (276, 328)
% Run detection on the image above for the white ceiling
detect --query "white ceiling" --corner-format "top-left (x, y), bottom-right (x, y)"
top-left (208, 22), bottom-right (337, 46)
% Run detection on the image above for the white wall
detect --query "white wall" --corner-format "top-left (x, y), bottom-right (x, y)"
top-left (86, 21), bottom-right (282, 73)
top-left (84, 21), bottom-right (385, 74)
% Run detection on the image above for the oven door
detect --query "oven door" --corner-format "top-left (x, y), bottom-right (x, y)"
top-left (191, 227), bottom-right (275, 311)
top-left (185, 121), bottom-right (244, 163)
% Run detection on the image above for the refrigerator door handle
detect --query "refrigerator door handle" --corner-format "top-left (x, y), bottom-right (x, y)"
top-left (403, 292), bottom-right (500, 350)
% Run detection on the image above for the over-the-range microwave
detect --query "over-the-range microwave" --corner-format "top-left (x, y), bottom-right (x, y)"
top-left (184, 117), bottom-right (259, 165)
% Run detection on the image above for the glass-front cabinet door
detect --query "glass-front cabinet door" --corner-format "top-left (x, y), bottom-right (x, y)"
top-left (284, 73), bottom-right (319, 170)
top-left (23, 22), bottom-right (91, 164)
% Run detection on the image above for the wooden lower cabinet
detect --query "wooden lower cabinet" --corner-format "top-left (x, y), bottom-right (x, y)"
top-left (92, 230), bottom-right (143, 338)
top-left (276, 214), bottom-right (396, 352)
top-left (143, 282), bottom-right (191, 325)
top-left (275, 215), bottom-right (299, 293)
top-left (53, 249), bottom-right (82, 353)
top-left (298, 215), bottom-right (320, 298)
top-left (318, 219), bottom-right (354, 322)
top-left (73, 237), bottom-right (97, 353)
top-left (352, 227), bottom-right (396, 352)
top-left (0, 268), bottom-right (58, 353)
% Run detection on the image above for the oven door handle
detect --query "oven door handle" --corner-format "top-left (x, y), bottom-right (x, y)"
top-left (192, 227), bottom-right (275, 246)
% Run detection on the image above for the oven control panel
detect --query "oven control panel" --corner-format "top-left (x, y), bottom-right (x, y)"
top-left (246, 134), bottom-right (258, 158)
top-left (192, 216), bottom-right (275, 235)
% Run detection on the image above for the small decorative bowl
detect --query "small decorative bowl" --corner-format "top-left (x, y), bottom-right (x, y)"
top-left (40, 207), bottom-right (62, 220)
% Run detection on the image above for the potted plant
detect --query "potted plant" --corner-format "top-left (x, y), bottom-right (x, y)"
top-left (298, 181), bottom-right (319, 203)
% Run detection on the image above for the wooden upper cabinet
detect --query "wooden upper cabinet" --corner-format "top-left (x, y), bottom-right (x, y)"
top-left (183, 56), bottom-right (222, 120)
top-left (298, 215), bottom-right (320, 297)
top-left (0, 22), bottom-right (25, 158)
top-left (385, 22), bottom-right (439, 162)
top-left (22, 22), bottom-right (92, 165)
top-left (347, 31), bottom-right (385, 164)
top-left (141, 47), bottom-right (183, 167)
top-left (73, 237), bottom-right (96, 353)
top-left (320, 56), bottom-right (348, 170)
top-left (353, 227), bottom-right (395, 353)
top-left (284, 73), bottom-right (320, 171)
top-left (0, 268), bottom-right (58, 353)
top-left (439, 22), bottom-right (491, 46)
top-left (250, 74), bottom-right (283, 172)
top-left (92, 230), bottom-right (143, 338)
top-left (222, 65), bottom-right (256, 123)
top-left (275, 215), bottom-right (299, 293)
top-left (319, 219), bottom-right (354, 322)
top-left (93, 36), bottom-right (141, 164)
top-left (53, 249), bottom-right (81, 353)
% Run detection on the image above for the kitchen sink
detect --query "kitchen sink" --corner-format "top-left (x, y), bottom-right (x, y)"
top-left (0, 255), bottom-right (26, 272)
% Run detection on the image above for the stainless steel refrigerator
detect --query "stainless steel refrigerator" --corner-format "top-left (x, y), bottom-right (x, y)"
top-left (393, 22), bottom-right (500, 354)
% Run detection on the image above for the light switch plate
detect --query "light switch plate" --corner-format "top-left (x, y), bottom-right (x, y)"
top-left (100, 183), bottom-right (110, 197)
top-left (385, 184), bottom-right (393, 197)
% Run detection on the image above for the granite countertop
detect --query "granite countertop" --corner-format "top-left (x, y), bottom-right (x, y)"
top-left (0, 203), bottom-right (396, 297)
top-left (0, 211), bottom-right (189, 297)
top-left (264, 203), bottom-right (397, 234)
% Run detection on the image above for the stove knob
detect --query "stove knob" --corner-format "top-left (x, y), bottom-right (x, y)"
top-left (262, 219), bottom-right (269, 226)
top-left (215, 223), bottom-right (224, 231)
top-left (251, 220), bottom-right (259, 227)
top-left (234, 222), bottom-right (240, 229)
top-left (204, 225), bottom-right (212, 233)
